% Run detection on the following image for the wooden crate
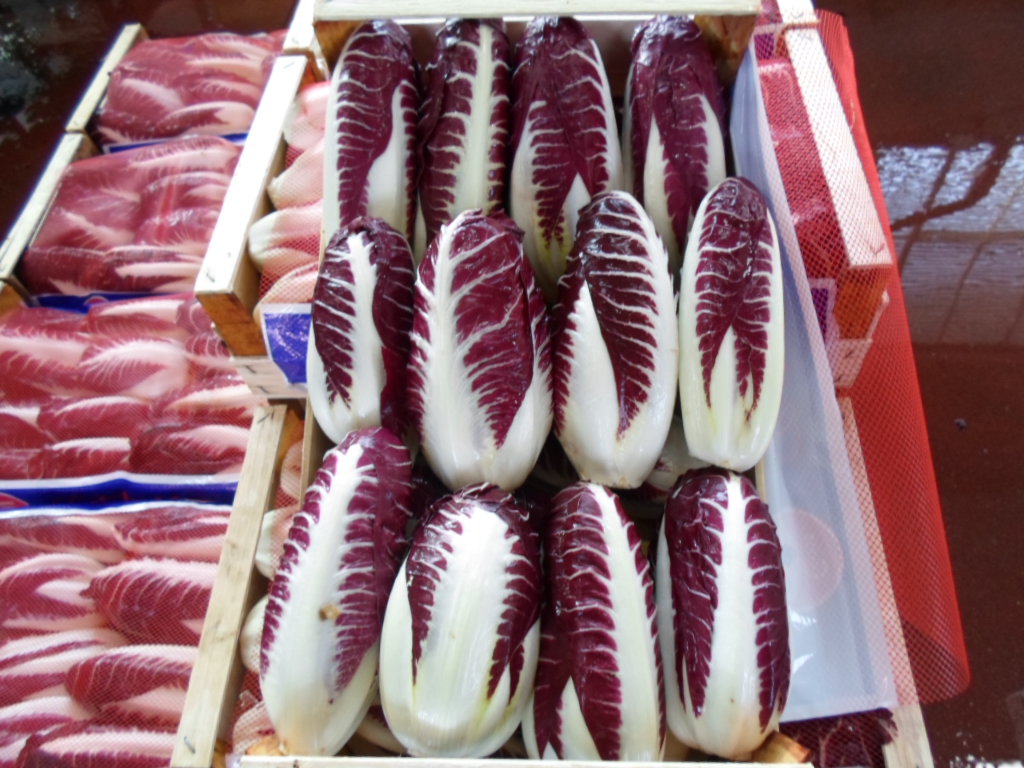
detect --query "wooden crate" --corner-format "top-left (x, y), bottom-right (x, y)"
top-left (65, 22), bottom-right (149, 135)
top-left (194, 53), bottom-right (320, 364)
top-left (0, 131), bottom-right (98, 311)
top-left (174, 400), bottom-right (933, 768)
top-left (197, 8), bottom-right (756, 395)
top-left (173, 4), bottom-right (936, 767)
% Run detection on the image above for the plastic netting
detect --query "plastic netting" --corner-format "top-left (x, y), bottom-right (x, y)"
top-left (93, 30), bottom-right (287, 148)
top-left (251, 80), bottom-right (328, 323)
top-left (0, 294), bottom-right (264, 488)
top-left (18, 137), bottom-right (241, 298)
top-left (0, 501), bottom-right (232, 766)
top-left (752, 1), bottom-right (969, 704)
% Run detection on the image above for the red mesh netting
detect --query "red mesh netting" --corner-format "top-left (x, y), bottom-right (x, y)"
top-left (753, 2), bottom-right (969, 703)
top-left (0, 502), bottom-right (232, 766)
top-left (0, 295), bottom-right (264, 483)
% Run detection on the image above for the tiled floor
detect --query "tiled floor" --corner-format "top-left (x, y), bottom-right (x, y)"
top-left (2, 1), bottom-right (1022, 765)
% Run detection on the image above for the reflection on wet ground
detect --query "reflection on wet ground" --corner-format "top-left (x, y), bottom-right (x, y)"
top-left (878, 138), bottom-right (1024, 345)
top-left (826, 5), bottom-right (1024, 765)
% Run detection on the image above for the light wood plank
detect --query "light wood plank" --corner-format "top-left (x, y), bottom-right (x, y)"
top-left (883, 705), bottom-right (935, 768)
top-left (65, 23), bottom-right (148, 133)
top-left (0, 132), bottom-right (96, 282)
top-left (172, 405), bottom-right (298, 768)
top-left (243, 759), bottom-right (802, 768)
top-left (195, 54), bottom-right (311, 357)
top-left (285, 0), bottom-right (332, 79)
top-left (315, 0), bottom-right (760, 20)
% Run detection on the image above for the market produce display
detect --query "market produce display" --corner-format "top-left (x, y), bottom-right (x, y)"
top-left (18, 138), bottom-right (240, 296)
top-left (94, 30), bottom-right (286, 146)
top-left (657, 470), bottom-right (790, 758)
top-left (510, 17), bottom-right (622, 300)
top-left (0, 9), bottom-right (829, 766)
top-left (523, 483), bottom-right (665, 761)
top-left (678, 177), bottom-right (784, 472)
top-left (0, 295), bottom-right (263, 481)
top-left (233, 14), bottom-right (792, 763)
top-left (260, 428), bottom-right (414, 755)
top-left (406, 210), bottom-right (552, 492)
top-left (417, 19), bottom-right (512, 253)
top-left (552, 191), bottom-right (678, 489)
top-left (324, 20), bottom-right (418, 243)
top-left (379, 484), bottom-right (542, 758)
top-left (0, 502), bottom-right (233, 767)
top-left (623, 16), bottom-right (727, 275)
top-left (306, 219), bottom-right (415, 444)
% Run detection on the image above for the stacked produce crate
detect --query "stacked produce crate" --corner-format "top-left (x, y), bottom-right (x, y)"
top-left (0, 13), bottom-right (304, 768)
top-left (177, 1), bottom-right (951, 768)
top-left (0, 0), bottom-right (961, 766)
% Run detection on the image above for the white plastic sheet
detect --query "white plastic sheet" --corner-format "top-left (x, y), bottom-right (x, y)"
top-left (731, 49), bottom-right (899, 722)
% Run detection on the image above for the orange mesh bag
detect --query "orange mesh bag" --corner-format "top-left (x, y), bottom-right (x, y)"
top-left (747, 0), bottom-right (968, 708)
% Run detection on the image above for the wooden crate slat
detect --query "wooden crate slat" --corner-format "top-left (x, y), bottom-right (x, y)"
top-left (242, 759), bottom-right (803, 768)
top-left (195, 54), bottom-right (312, 358)
top-left (314, 0), bottom-right (761, 20)
top-left (65, 23), bottom-right (148, 134)
top-left (172, 405), bottom-right (299, 768)
top-left (0, 132), bottom-right (97, 306)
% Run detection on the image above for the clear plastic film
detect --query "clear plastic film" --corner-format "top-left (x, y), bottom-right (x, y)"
top-left (0, 294), bottom-right (265, 501)
top-left (93, 30), bottom-right (287, 149)
top-left (731, 49), bottom-right (898, 721)
top-left (736, 0), bottom-right (968, 712)
top-left (18, 137), bottom-right (242, 299)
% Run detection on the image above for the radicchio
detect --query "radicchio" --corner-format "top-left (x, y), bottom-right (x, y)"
top-left (553, 191), bottom-right (677, 488)
top-left (678, 178), bottom-right (783, 472)
top-left (523, 483), bottom-right (665, 761)
top-left (406, 210), bottom-right (552, 491)
top-left (307, 218), bottom-right (416, 444)
top-left (260, 427), bottom-right (413, 755)
top-left (623, 16), bottom-right (726, 273)
top-left (656, 469), bottom-right (789, 759)
top-left (634, 416), bottom-right (709, 502)
top-left (510, 17), bottom-right (622, 300)
top-left (418, 19), bottom-right (512, 253)
top-left (325, 20), bottom-right (418, 242)
top-left (379, 484), bottom-right (541, 757)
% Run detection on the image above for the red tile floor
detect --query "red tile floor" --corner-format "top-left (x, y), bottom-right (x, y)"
top-left (1, 1), bottom-right (1021, 765)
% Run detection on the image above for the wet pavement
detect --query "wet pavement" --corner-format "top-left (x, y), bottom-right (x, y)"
top-left (819, 0), bottom-right (1024, 763)
top-left (2, 1), bottom-right (1022, 765)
